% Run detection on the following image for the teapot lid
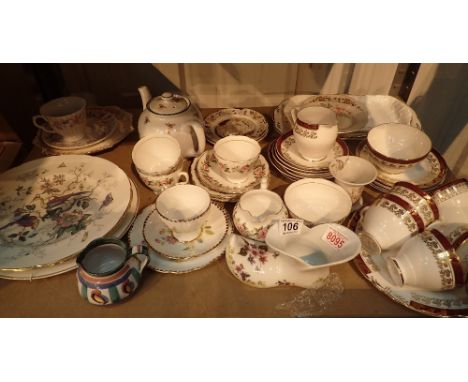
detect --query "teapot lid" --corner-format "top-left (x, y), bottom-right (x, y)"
top-left (147, 92), bottom-right (191, 115)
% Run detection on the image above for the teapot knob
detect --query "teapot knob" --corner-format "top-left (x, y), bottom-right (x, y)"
top-left (161, 92), bottom-right (173, 99)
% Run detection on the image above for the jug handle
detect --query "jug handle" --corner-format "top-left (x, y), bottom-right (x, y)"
top-left (130, 244), bottom-right (149, 273)
top-left (183, 120), bottom-right (206, 156)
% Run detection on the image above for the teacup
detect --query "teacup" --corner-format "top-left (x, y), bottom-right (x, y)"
top-left (33, 96), bottom-right (87, 143)
top-left (76, 237), bottom-right (149, 305)
top-left (284, 178), bottom-right (352, 227)
top-left (137, 162), bottom-right (189, 195)
top-left (213, 135), bottom-right (261, 184)
top-left (385, 229), bottom-right (464, 291)
top-left (366, 123), bottom-right (432, 174)
top-left (432, 178), bottom-right (468, 224)
top-left (132, 134), bottom-right (182, 176)
top-left (291, 106), bottom-right (338, 161)
top-left (360, 192), bottom-right (435, 252)
top-left (155, 184), bottom-right (211, 242)
top-left (329, 155), bottom-right (378, 204)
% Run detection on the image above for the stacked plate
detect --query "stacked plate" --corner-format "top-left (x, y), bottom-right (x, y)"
top-left (274, 94), bottom-right (422, 139)
top-left (34, 106), bottom-right (134, 155)
top-left (0, 155), bottom-right (139, 280)
top-left (129, 203), bottom-right (232, 274)
top-left (267, 131), bottom-right (350, 182)
top-left (190, 149), bottom-right (270, 202)
top-left (356, 140), bottom-right (447, 192)
top-left (204, 108), bottom-right (269, 144)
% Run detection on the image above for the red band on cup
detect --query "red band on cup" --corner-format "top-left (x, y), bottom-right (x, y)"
top-left (383, 193), bottom-right (426, 233)
top-left (393, 181), bottom-right (439, 220)
top-left (297, 119), bottom-right (319, 130)
top-left (431, 229), bottom-right (465, 288)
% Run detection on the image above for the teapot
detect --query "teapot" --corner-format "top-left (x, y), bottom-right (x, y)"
top-left (137, 86), bottom-right (206, 157)
top-left (76, 238), bottom-right (149, 305)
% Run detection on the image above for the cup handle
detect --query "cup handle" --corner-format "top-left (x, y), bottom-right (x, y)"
top-left (183, 120), bottom-right (206, 156)
top-left (259, 177), bottom-right (269, 189)
top-left (130, 244), bottom-right (149, 273)
top-left (32, 115), bottom-right (56, 134)
top-left (177, 171), bottom-right (189, 185)
top-left (290, 107), bottom-right (298, 125)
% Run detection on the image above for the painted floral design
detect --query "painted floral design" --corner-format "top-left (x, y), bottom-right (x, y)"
top-left (141, 175), bottom-right (175, 190)
top-left (293, 124), bottom-right (317, 139)
top-left (153, 222), bottom-right (215, 252)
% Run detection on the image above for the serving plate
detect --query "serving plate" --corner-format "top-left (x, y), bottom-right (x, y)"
top-left (0, 155), bottom-right (131, 270)
top-left (347, 208), bottom-right (468, 317)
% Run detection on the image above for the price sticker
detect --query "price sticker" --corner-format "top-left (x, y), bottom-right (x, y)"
top-left (279, 219), bottom-right (303, 236)
top-left (321, 225), bottom-right (349, 250)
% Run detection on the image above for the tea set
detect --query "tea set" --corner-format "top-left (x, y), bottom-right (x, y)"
top-left (0, 87), bottom-right (465, 316)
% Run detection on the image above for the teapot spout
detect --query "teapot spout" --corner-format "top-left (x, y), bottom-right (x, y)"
top-left (138, 86), bottom-right (152, 110)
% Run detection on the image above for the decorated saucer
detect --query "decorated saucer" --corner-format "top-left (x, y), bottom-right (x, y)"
top-left (276, 132), bottom-right (349, 170)
top-left (0, 178), bottom-right (139, 280)
top-left (356, 141), bottom-right (447, 191)
top-left (347, 207), bottom-right (468, 317)
top-left (197, 150), bottom-right (269, 193)
top-left (129, 205), bottom-right (232, 273)
top-left (42, 108), bottom-right (117, 150)
top-left (143, 202), bottom-right (229, 260)
top-left (204, 108), bottom-right (269, 144)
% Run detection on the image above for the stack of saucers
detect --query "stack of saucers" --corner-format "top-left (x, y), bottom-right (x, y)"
top-left (129, 203), bottom-right (232, 274)
top-left (267, 131), bottom-right (350, 182)
top-left (190, 149), bottom-right (270, 203)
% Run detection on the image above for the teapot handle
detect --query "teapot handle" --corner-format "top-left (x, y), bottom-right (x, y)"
top-left (130, 244), bottom-right (149, 273)
top-left (183, 120), bottom-right (206, 156)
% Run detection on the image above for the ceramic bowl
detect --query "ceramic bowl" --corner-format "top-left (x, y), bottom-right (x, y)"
top-left (132, 134), bottom-right (182, 176)
top-left (432, 178), bottom-right (468, 224)
top-left (367, 123), bottom-right (432, 174)
top-left (213, 135), bottom-right (261, 184)
top-left (329, 155), bottom-right (378, 203)
top-left (385, 228), bottom-right (464, 291)
top-left (284, 178), bottom-right (352, 226)
top-left (155, 184), bottom-right (211, 242)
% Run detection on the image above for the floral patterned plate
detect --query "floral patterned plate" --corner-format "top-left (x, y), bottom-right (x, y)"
top-left (0, 155), bottom-right (131, 270)
top-left (347, 208), bottom-right (468, 317)
top-left (0, 179), bottom-right (139, 280)
top-left (197, 150), bottom-right (269, 193)
top-left (34, 106), bottom-right (134, 155)
top-left (41, 108), bottom-right (117, 150)
top-left (129, 205), bottom-right (232, 274)
top-left (276, 132), bottom-right (349, 170)
top-left (356, 141), bottom-right (447, 192)
top-left (204, 108), bottom-right (269, 145)
top-left (143, 202), bottom-right (229, 260)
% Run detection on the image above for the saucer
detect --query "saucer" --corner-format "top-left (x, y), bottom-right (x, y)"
top-left (197, 150), bottom-right (268, 193)
top-left (347, 207), bottom-right (468, 317)
top-left (34, 106), bottom-right (134, 155)
top-left (356, 141), bottom-right (447, 191)
top-left (129, 205), bottom-right (232, 273)
top-left (42, 108), bottom-right (116, 150)
top-left (204, 108), bottom-right (269, 144)
top-left (143, 202), bottom-right (229, 260)
top-left (277, 132), bottom-right (349, 169)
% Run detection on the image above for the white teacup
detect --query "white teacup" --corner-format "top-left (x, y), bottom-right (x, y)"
top-left (329, 156), bottom-right (378, 204)
top-left (137, 162), bottom-right (189, 195)
top-left (213, 135), bottom-right (261, 184)
top-left (32, 96), bottom-right (87, 143)
top-left (132, 134), bottom-right (182, 176)
top-left (284, 178), bottom-right (352, 227)
top-left (155, 184), bottom-right (211, 242)
top-left (432, 178), bottom-right (468, 224)
top-left (386, 228), bottom-right (464, 291)
top-left (291, 106), bottom-right (338, 161)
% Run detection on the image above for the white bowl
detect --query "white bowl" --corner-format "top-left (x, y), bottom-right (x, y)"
top-left (284, 178), bottom-right (352, 226)
top-left (367, 123), bottom-right (431, 174)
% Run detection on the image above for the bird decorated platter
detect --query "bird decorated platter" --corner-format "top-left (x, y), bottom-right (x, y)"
top-left (0, 155), bottom-right (131, 270)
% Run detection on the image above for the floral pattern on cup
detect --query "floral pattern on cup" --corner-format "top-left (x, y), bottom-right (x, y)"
top-left (293, 124), bottom-right (318, 139)
top-left (136, 164), bottom-right (189, 195)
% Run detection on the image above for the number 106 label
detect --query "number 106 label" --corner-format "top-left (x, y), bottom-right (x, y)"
top-left (279, 219), bottom-right (303, 236)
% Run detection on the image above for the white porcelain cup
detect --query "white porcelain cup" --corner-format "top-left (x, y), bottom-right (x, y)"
top-left (329, 156), bottom-right (378, 204)
top-left (386, 228), bottom-right (464, 291)
top-left (132, 134), bottom-right (182, 176)
top-left (155, 184), bottom-right (211, 242)
top-left (360, 194), bottom-right (428, 252)
top-left (213, 135), bottom-right (261, 184)
top-left (137, 162), bottom-right (189, 195)
top-left (432, 178), bottom-right (468, 224)
top-left (291, 106), bottom-right (338, 161)
top-left (284, 178), bottom-right (352, 227)
top-left (32, 96), bottom-right (87, 143)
